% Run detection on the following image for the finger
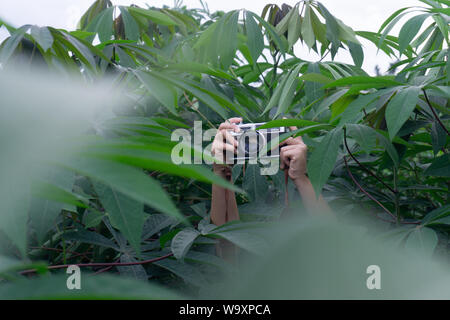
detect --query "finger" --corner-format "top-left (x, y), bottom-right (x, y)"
top-left (215, 141), bottom-right (236, 153)
top-left (227, 117), bottom-right (242, 124)
top-left (222, 129), bottom-right (238, 147)
top-left (280, 145), bottom-right (298, 152)
top-left (283, 137), bottom-right (303, 145)
top-left (218, 123), bottom-right (238, 130)
top-left (282, 149), bottom-right (298, 166)
top-left (294, 134), bottom-right (304, 143)
top-left (280, 137), bottom-right (296, 146)
top-left (280, 148), bottom-right (291, 168)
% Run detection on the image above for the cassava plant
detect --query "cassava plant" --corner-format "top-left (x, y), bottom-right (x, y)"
top-left (0, 0), bottom-right (448, 299)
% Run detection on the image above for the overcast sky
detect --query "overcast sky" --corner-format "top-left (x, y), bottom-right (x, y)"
top-left (0, 0), bottom-right (421, 74)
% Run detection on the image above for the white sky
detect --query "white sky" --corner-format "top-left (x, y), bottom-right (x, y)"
top-left (0, 0), bottom-right (422, 74)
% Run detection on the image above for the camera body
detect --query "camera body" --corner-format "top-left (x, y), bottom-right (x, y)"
top-left (229, 122), bottom-right (288, 162)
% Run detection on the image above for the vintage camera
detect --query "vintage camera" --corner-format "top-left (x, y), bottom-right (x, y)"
top-left (228, 122), bottom-right (288, 162)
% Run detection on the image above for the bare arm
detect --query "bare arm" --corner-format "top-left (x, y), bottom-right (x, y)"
top-left (210, 117), bottom-right (242, 226)
top-left (280, 128), bottom-right (331, 214)
top-left (210, 163), bottom-right (239, 226)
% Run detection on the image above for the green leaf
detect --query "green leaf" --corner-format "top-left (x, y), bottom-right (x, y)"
top-left (287, 8), bottom-right (302, 48)
top-left (304, 62), bottom-right (324, 103)
top-left (117, 253), bottom-right (148, 281)
top-left (128, 7), bottom-right (178, 26)
top-left (249, 11), bottom-right (287, 54)
top-left (245, 11), bottom-right (264, 64)
top-left (86, 6), bottom-right (114, 43)
top-left (153, 257), bottom-right (207, 287)
top-left (142, 214), bottom-right (176, 239)
top-left (134, 70), bottom-right (177, 115)
top-left (82, 210), bottom-right (105, 228)
top-left (307, 128), bottom-right (344, 197)
top-left (119, 6), bottom-right (140, 41)
top-left (262, 70), bottom-right (290, 115)
top-left (385, 86), bottom-right (421, 140)
top-left (211, 228), bottom-right (268, 255)
top-left (31, 180), bottom-right (87, 208)
top-left (398, 14), bottom-right (429, 55)
top-left (0, 25), bottom-right (30, 64)
top-left (378, 7), bottom-right (411, 33)
top-left (63, 229), bottom-right (119, 251)
top-left (259, 119), bottom-right (320, 129)
top-left (0, 168), bottom-right (31, 257)
top-left (347, 41), bottom-right (363, 68)
top-left (274, 63), bottom-right (302, 118)
top-left (302, 4), bottom-right (316, 50)
top-left (94, 182), bottom-right (144, 257)
top-left (314, 89), bottom-right (349, 118)
top-left (243, 164), bottom-right (269, 202)
top-left (29, 167), bottom-right (75, 244)
top-left (324, 76), bottom-right (403, 89)
top-left (423, 204), bottom-right (450, 225)
top-left (0, 274), bottom-right (180, 299)
top-left (346, 124), bottom-right (377, 153)
top-left (171, 228), bottom-right (200, 260)
top-left (431, 121), bottom-right (447, 155)
top-left (405, 227), bottom-right (438, 257)
top-left (30, 26), bottom-right (54, 52)
top-left (60, 157), bottom-right (185, 223)
top-left (338, 93), bottom-right (380, 125)
top-left (374, 130), bottom-right (400, 168)
top-left (424, 154), bottom-right (450, 177)
top-left (217, 11), bottom-right (239, 69)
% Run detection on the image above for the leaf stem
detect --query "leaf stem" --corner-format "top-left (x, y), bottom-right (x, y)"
top-left (423, 89), bottom-right (449, 135)
top-left (343, 127), bottom-right (397, 194)
top-left (344, 156), bottom-right (396, 222)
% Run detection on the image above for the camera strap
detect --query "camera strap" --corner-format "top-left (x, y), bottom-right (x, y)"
top-left (284, 168), bottom-right (289, 208)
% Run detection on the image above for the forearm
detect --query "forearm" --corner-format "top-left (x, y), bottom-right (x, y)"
top-left (293, 175), bottom-right (331, 214)
top-left (210, 164), bottom-right (239, 226)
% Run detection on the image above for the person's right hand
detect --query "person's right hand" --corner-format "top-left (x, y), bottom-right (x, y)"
top-left (211, 117), bottom-right (242, 164)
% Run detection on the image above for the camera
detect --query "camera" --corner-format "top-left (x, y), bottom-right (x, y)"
top-left (228, 122), bottom-right (289, 163)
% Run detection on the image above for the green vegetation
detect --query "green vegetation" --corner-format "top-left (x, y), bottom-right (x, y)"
top-left (0, 0), bottom-right (448, 299)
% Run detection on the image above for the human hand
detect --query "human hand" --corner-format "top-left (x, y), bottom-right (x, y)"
top-left (280, 126), bottom-right (308, 181)
top-left (211, 117), bottom-right (242, 164)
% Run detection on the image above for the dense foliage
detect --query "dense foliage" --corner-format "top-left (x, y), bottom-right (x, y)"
top-left (0, 0), bottom-right (448, 299)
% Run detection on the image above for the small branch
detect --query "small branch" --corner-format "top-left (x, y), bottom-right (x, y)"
top-left (423, 89), bottom-right (449, 135)
top-left (344, 128), bottom-right (397, 194)
top-left (254, 62), bottom-right (271, 89)
top-left (183, 92), bottom-right (216, 128)
top-left (344, 156), bottom-right (397, 222)
top-left (19, 253), bottom-right (174, 276)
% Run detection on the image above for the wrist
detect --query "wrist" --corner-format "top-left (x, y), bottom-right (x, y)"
top-left (292, 174), bottom-right (309, 185)
top-left (213, 163), bottom-right (232, 180)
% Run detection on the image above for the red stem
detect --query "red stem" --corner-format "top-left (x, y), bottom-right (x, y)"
top-left (19, 253), bottom-right (174, 275)
top-left (423, 89), bottom-right (449, 136)
top-left (344, 128), bottom-right (397, 194)
top-left (344, 156), bottom-right (397, 222)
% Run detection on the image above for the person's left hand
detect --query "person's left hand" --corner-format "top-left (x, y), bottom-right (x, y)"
top-left (280, 127), bottom-right (308, 181)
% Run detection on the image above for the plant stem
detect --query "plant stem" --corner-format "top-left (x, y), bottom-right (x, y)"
top-left (393, 168), bottom-right (400, 225)
top-left (19, 253), bottom-right (174, 275)
top-left (423, 89), bottom-right (449, 135)
top-left (344, 156), bottom-right (396, 222)
top-left (269, 51), bottom-right (281, 96)
top-left (343, 127), bottom-right (397, 194)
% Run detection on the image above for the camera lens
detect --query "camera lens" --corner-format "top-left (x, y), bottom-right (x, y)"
top-left (237, 131), bottom-right (265, 157)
